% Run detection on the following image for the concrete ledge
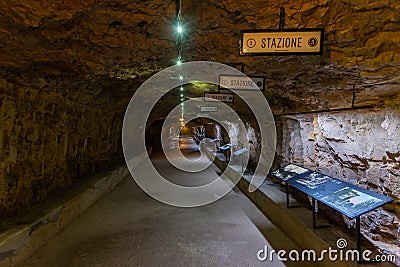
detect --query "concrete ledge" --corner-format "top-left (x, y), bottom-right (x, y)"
top-left (0, 148), bottom-right (150, 267)
top-left (205, 148), bottom-right (350, 267)
top-left (0, 166), bottom-right (130, 267)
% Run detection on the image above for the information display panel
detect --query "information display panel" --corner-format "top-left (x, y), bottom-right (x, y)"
top-left (233, 147), bottom-right (250, 156)
top-left (271, 164), bottom-right (393, 219)
top-left (270, 164), bottom-right (310, 181)
top-left (219, 144), bottom-right (233, 151)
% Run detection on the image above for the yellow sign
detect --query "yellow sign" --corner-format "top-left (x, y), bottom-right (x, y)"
top-left (240, 29), bottom-right (323, 55)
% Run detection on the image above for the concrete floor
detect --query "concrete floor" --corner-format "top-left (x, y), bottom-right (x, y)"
top-left (22, 137), bottom-right (289, 267)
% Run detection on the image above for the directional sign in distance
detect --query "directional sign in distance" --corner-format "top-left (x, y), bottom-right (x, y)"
top-left (204, 92), bottom-right (234, 103)
top-left (219, 75), bottom-right (266, 91)
top-left (200, 106), bottom-right (218, 112)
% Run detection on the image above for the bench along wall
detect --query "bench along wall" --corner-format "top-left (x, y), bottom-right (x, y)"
top-left (0, 79), bottom-right (126, 215)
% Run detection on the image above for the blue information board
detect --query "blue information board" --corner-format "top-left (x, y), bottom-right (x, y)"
top-left (271, 164), bottom-right (393, 219)
top-left (233, 147), bottom-right (250, 156)
top-left (219, 144), bottom-right (233, 150)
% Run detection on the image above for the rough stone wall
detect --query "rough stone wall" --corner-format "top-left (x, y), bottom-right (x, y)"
top-left (275, 105), bottom-right (400, 254)
top-left (0, 0), bottom-right (172, 80)
top-left (0, 0), bottom-right (398, 94)
top-left (0, 79), bottom-right (125, 215)
top-left (0, 0), bottom-right (398, 249)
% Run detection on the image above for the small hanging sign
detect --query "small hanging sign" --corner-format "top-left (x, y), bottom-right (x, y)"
top-left (200, 106), bottom-right (218, 112)
top-left (240, 28), bottom-right (324, 56)
top-left (204, 92), bottom-right (234, 103)
top-left (219, 75), bottom-right (266, 91)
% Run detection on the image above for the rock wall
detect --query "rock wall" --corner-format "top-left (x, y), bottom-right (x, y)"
top-left (275, 105), bottom-right (400, 255)
top-left (0, 0), bottom-right (398, 246)
top-left (0, 79), bottom-right (125, 215)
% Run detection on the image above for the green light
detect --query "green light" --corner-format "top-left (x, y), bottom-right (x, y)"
top-left (179, 75), bottom-right (183, 80)
top-left (177, 60), bottom-right (182, 65)
top-left (177, 25), bottom-right (183, 33)
top-left (180, 94), bottom-right (183, 97)
top-left (180, 86), bottom-right (184, 91)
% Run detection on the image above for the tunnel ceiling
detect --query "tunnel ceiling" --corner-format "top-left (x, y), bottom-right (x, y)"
top-left (0, 0), bottom-right (399, 113)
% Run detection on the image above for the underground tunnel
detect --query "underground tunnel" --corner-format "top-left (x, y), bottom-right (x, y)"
top-left (0, 0), bottom-right (399, 266)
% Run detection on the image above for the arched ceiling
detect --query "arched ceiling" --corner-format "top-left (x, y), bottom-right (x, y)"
top-left (0, 0), bottom-right (399, 114)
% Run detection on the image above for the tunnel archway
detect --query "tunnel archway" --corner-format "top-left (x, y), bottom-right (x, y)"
top-left (145, 117), bottom-right (229, 154)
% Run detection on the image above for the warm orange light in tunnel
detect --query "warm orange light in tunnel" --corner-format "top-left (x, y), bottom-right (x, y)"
top-left (180, 126), bottom-right (191, 136)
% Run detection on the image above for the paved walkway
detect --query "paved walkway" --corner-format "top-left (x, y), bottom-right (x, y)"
top-left (23, 137), bottom-right (286, 267)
